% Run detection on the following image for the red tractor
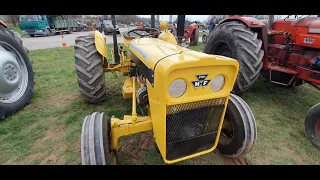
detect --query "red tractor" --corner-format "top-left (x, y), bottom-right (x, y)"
top-left (204, 15), bottom-right (320, 150)
top-left (169, 21), bottom-right (199, 46)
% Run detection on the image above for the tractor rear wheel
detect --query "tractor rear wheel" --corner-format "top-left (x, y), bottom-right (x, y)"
top-left (74, 35), bottom-right (107, 103)
top-left (218, 94), bottom-right (257, 158)
top-left (189, 27), bottom-right (199, 46)
top-left (204, 21), bottom-right (264, 94)
top-left (0, 26), bottom-right (34, 120)
top-left (81, 112), bottom-right (117, 165)
top-left (304, 103), bottom-right (320, 150)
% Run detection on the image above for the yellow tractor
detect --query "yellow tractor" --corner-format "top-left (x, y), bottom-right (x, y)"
top-left (74, 15), bottom-right (257, 164)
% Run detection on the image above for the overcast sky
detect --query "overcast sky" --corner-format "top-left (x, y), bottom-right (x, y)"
top-left (138, 15), bottom-right (316, 22)
top-left (138, 15), bottom-right (209, 22)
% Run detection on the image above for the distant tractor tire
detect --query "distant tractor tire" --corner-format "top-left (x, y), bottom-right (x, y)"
top-left (0, 25), bottom-right (34, 120)
top-left (189, 28), bottom-right (199, 46)
top-left (304, 103), bottom-right (320, 150)
top-left (74, 35), bottom-right (107, 103)
top-left (81, 112), bottom-right (117, 165)
top-left (67, 28), bottom-right (73, 34)
top-left (204, 21), bottom-right (264, 94)
top-left (202, 34), bottom-right (207, 43)
top-left (218, 94), bottom-right (257, 158)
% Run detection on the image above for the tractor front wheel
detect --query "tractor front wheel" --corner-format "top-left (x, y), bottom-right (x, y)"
top-left (218, 94), bottom-right (257, 158)
top-left (189, 28), bottom-right (199, 46)
top-left (81, 112), bottom-right (117, 165)
top-left (304, 103), bottom-right (320, 150)
top-left (202, 34), bottom-right (207, 43)
top-left (74, 36), bottom-right (107, 103)
top-left (204, 21), bottom-right (264, 94)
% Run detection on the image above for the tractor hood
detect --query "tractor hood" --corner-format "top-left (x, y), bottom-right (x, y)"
top-left (292, 17), bottom-right (320, 29)
top-left (128, 38), bottom-right (190, 70)
top-left (129, 38), bottom-right (239, 89)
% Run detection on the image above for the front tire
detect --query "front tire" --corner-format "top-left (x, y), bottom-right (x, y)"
top-left (189, 27), bottom-right (199, 46)
top-left (304, 103), bottom-right (320, 150)
top-left (218, 94), bottom-right (257, 158)
top-left (0, 26), bottom-right (34, 120)
top-left (204, 21), bottom-right (264, 94)
top-left (81, 112), bottom-right (117, 165)
top-left (202, 34), bottom-right (207, 43)
top-left (74, 36), bottom-right (107, 103)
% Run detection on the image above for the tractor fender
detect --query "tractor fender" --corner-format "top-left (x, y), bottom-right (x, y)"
top-left (219, 16), bottom-right (269, 62)
top-left (158, 31), bottom-right (177, 45)
top-left (94, 30), bottom-right (108, 59)
top-left (0, 20), bottom-right (8, 28)
top-left (188, 23), bottom-right (198, 36)
top-left (219, 16), bottom-right (265, 27)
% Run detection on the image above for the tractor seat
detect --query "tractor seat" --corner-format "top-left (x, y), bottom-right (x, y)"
top-left (268, 30), bottom-right (285, 36)
top-left (122, 30), bottom-right (151, 39)
top-left (122, 31), bottom-right (140, 39)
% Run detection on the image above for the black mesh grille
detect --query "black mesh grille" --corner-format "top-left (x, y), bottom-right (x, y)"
top-left (166, 98), bottom-right (226, 143)
top-left (166, 98), bottom-right (227, 160)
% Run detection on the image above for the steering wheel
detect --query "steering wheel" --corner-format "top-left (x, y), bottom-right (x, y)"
top-left (127, 28), bottom-right (159, 38)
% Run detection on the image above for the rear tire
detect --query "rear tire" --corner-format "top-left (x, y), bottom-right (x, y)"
top-left (81, 112), bottom-right (117, 165)
top-left (218, 94), bottom-right (257, 158)
top-left (30, 34), bottom-right (34, 37)
top-left (189, 27), bottom-right (199, 46)
top-left (304, 103), bottom-right (320, 150)
top-left (74, 35), bottom-right (107, 103)
top-left (0, 26), bottom-right (34, 120)
top-left (45, 28), bottom-right (50, 36)
top-left (67, 28), bottom-right (73, 34)
top-left (204, 21), bottom-right (264, 94)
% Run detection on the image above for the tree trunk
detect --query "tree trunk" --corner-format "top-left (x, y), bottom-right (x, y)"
top-left (268, 15), bottom-right (274, 28)
top-left (9, 15), bottom-right (18, 27)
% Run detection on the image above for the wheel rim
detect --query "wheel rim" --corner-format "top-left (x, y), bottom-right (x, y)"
top-left (219, 112), bottom-right (234, 145)
top-left (202, 36), bottom-right (206, 43)
top-left (213, 42), bottom-right (232, 58)
top-left (0, 42), bottom-right (28, 104)
top-left (316, 119), bottom-right (320, 138)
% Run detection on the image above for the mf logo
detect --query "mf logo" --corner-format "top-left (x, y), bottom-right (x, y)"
top-left (304, 38), bottom-right (314, 44)
top-left (191, 74), bottom-right (211, 89)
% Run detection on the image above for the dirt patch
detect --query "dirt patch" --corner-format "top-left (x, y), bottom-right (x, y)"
top-left (222, 157), bottom-right (249, 165)
top-left (118, 132), bottom-right (155, 165)
top-left (24, 92), bottom-right (79, 110)
top-left (19, 116), bottom-right (68, 165)
top-left (33, 127), bottom-right (65, 148)
top-left (19, 151), bottom-right (48, 165)
top-left (278, 140), bottom-right (305, 164)
top-left (4, 157), bottom-right (18, 165)
top-left (40, 144), bottom-right (67, 165)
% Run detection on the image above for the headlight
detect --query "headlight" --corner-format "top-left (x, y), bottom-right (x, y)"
top-left (210, 75), bottom-right (225, 92)
top-left (168, 79), bottom-right (187, 98)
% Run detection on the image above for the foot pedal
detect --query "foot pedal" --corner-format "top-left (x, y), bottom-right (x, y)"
top-left (109, 62), bottom-right (120, 65)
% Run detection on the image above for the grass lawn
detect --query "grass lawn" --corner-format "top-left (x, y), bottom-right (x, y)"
top-left (7, 27), bottom-right (25, 37)
top-left (0, 42), bottom-right (319, 165)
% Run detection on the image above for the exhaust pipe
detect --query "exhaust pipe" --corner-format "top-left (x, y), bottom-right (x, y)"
top-left (151, 15), bottom-right (155, 28)
top-left (111, 15), bottom-right (120, 64)
top-left (177, 15), bottom-right (185, 44)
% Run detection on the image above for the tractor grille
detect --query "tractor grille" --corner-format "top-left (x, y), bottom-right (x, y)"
top-left (23, 26), bottom-right (37, 30)
top-left (166, 98), bottom-right (226, 160)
